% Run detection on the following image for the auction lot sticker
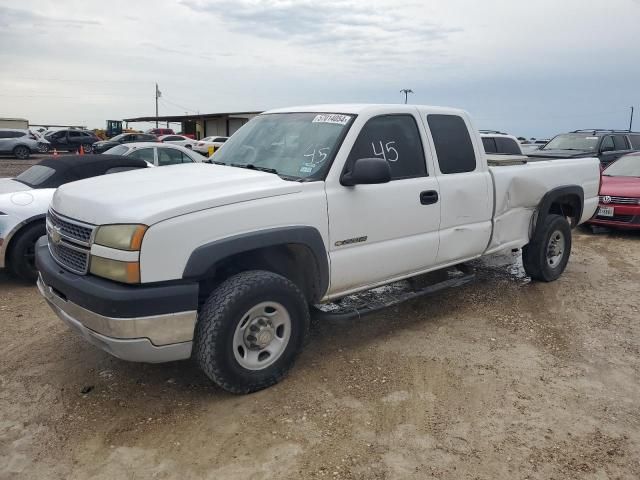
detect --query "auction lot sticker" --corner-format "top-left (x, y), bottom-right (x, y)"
top-left (312, 114), bottom-right (351, 125)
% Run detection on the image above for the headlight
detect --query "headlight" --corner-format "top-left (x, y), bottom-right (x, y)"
top-left (90, 256), bottom-right (140, 284)
top-left (94, 224), bottom-right (147, 251)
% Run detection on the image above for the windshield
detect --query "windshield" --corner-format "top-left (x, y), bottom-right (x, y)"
top-left (543, 134), bottom-right (600, 151)
top-left (212, 112), bottom-right (354, 180)
top-left (603, 155), bottom-right (640, 177)
top-left (15, 165), bottom-right (57, 187)
top-left (109, 133), bottom-right (127, 142)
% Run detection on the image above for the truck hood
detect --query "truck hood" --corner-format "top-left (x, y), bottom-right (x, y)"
top-left (51, 164), bottom-right (303, 225)
top-left (528, 149), bottom-right (591, 159)
top-left (600, 175), bottom-right (640, 198)
top-left (0, 179), bottom-right (32, 194)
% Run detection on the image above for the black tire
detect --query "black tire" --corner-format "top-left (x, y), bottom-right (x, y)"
top-left (83, 144), bottom-right (93, 154)
top-left (194, 270), bottom-right (309, 394)
top-left (522, 214), bottom-right (572, 282)
top-left (7, 222), bottom-right (46, 283)
top-left (185, 144), bottom-right (192, 149)
top-left (13, 145), bottom-right (30, 160)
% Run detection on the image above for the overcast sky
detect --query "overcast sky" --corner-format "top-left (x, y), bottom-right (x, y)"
top-left (1, 0), bottom-right (639, 136)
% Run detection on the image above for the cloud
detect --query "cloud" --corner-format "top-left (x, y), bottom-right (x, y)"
top-left (179, 0), bottom-right (458, 62)
top-left (0, 5), bottom-right (101, 28)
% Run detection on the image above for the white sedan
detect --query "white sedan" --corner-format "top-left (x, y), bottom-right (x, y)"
top-left (193, 136), bottom-right (229, 156)
top-left (104, 142), bottom-right (206, 165)
top-left (158, 134), bottom-right (198, 149)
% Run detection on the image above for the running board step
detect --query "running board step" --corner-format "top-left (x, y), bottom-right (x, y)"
top-left (312, 264), bottom-right (475, 321)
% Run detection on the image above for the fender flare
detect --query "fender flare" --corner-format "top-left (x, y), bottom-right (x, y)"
top-left (533, 185), bottom-right (584, 238)
top-left (182, 226), bottom-right (329, 298)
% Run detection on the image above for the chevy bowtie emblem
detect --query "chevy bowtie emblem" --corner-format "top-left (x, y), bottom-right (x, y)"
top-left (602, 196), bottom-right (612, 204)
top-left (50, 226), bottom-right (63, 245)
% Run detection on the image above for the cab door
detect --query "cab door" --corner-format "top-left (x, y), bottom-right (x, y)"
top-left (325, 112), bottom-right (441, 297)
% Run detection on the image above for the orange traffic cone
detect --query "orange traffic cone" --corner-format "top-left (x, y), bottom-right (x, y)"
top-left (79, 145), bottom-right (84, 155)
top-left (53, 148), bottom-right (58, 157)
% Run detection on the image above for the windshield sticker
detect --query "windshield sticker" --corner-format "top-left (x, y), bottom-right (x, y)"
top-left (312, 114), bottom-right (351, 126)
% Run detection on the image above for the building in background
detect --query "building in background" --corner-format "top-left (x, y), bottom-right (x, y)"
top-left (0, 118), bottom-right (29, 129)
top-left (123, 111), bottom-right (261, 139)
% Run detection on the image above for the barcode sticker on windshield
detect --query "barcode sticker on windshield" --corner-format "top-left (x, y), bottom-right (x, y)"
top-left (312, 114), bottom-right (351, 126)
top-left (586, 137), bottom-right (598, 140)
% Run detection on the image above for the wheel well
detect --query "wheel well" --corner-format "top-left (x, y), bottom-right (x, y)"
top-left (5, 218), bottom-right (45, 259)
top-left (548, 194), bottom-right (581, 227)
top-left (197, 244), bottom-right (323, 305)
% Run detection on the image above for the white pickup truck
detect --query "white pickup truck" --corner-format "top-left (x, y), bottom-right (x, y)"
top-left (36, 104), bottom-right (600, 394)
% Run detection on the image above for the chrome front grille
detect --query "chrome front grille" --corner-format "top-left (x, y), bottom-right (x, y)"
top-left (599, 196), bottom-right (639, 205)
top-left (49, 240), bottom-right (90, 274)
top-left (46, 210), bottom-right (95, 274)
top-left (48, 209), bottom-right (94, 245)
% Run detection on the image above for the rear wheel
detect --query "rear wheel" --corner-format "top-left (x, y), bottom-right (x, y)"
top-left (194, 270), bottom-right (309, 394)
top-left (522, 214), bottom-right (572, 282)
top-left (13, 145), bottom-right (30, 160)
top-left (8, 222), bottom-right (46, 283)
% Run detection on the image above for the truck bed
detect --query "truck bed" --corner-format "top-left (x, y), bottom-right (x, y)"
top-left (485, 156), bottom-right (600, 254)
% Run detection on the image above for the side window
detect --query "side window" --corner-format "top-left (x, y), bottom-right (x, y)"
top-left (613, 135), bottom-right (629, 151)
top-left (495, 137), bottom-right (522, 155)
top-left (600, 136), bottom-right (615, 152)
top-left (0, 131), bottom-right (9, 139)
top-left (482, 137), bottom-right (497, 153)
top-left (630, 135), bottom-right (640, 149)
top-left (157, 148), bottom-right (186, 166)
top-left (427, 114), bottom-right (476, 174)
top-left (68, 131), bottom-right (81, 138)
top-left (346, 114), bottom-right (426, 180)
top-left (127, 148), bottom-right (155, 163)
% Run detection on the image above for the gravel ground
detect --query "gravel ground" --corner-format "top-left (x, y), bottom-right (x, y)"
top-left (1, 227), bottom-right (639, 479)
top-left (0, 156), bottom-right (48, 178)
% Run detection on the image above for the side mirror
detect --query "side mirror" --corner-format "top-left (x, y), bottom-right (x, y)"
top-left (341, 157), bottom-right (391, 186)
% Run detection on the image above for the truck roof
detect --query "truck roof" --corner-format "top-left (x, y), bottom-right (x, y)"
top-left (264, 104), bottom-right (468, 116)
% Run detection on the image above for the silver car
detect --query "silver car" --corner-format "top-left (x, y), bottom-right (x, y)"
top-left (0, 128), bottom-right (44, 159)
top-left (104, 142), bottom-right (206, 164)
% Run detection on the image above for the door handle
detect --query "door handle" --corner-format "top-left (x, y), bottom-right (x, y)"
top-left (420, 190), bottom-right (439, 205)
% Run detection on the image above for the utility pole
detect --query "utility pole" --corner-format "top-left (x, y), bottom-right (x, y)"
top-left (630, 106), bottom-right (635, 132)
top-left (155, 83), bottom-right (161, 128)
top-left (400, 89), bottom-right (414, 104)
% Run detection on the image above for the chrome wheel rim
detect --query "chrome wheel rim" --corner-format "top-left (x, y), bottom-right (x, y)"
top-left (232, 301), bottom-right (291, 370)
top-left (546, 230), bottom-right (565, 268)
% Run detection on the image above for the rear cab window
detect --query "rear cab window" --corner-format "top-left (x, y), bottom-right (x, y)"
top-left (427, 114), bottom-right (477, 174)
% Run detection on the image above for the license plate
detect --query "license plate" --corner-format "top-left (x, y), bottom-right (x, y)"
top-left (598, 206), bottom-right (614, 217)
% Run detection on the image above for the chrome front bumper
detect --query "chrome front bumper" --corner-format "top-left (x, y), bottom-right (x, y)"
top-left (37, 275), bottom-right (196, 363)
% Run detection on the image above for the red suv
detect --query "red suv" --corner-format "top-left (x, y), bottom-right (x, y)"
top-left (589, 153), bottom-right (640, 229)
top-left (145, 128), bottom-right (175, 136)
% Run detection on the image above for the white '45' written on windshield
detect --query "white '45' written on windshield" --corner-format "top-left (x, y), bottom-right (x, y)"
top-left (371, 141), bottom-right (399, 162)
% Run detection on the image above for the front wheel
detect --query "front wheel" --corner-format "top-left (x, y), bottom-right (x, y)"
top-left (83, 144), bottom-right (93, 154)
top-left (194, 270), bottom-right (309, 394)
top-left (7, 222), bottom-right (46, 282)
top-left (522, 214), bottom-right (572, 282)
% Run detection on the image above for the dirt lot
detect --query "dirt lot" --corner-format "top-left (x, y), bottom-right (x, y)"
top-left (0, 157), bottom-right (43, 178)
top-left (1, 226), bottom-right (639, 479)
